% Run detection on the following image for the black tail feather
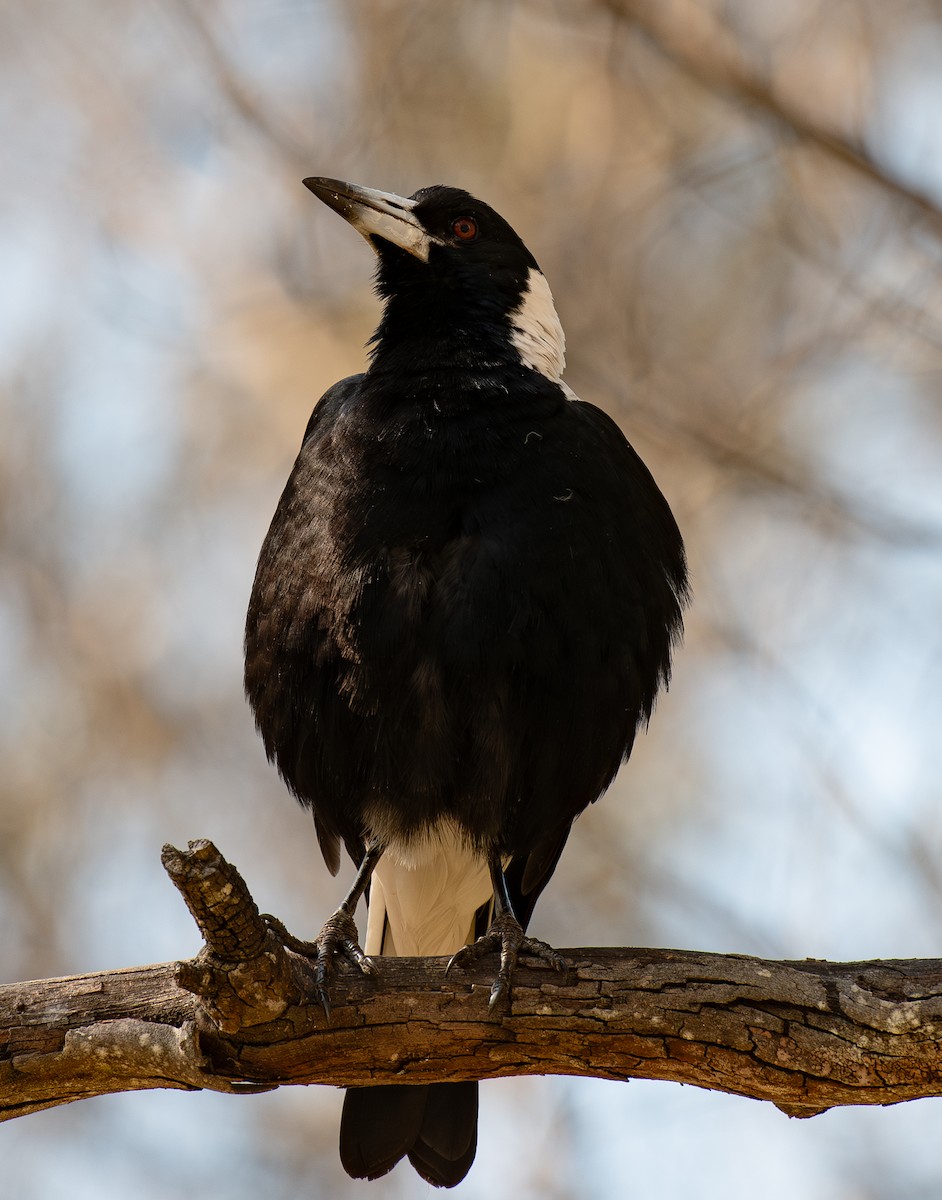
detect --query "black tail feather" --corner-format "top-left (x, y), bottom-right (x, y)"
top-left (408, 1082), bottom-right (478, 1187)
top-left (340, 1081), bottom-right (478, 1188)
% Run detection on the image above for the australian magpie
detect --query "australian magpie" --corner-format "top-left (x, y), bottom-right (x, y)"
top-left (244, 177), bottom-right (688, 1187)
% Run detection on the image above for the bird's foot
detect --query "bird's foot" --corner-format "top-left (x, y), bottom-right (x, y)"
top-left (263, 909), bottom-right (376, 1020)
top-left (446, 911), bottom-right (568, 1010)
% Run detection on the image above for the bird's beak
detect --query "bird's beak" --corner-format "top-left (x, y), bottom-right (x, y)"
top-left (304, 177), bottom-right (439, 262)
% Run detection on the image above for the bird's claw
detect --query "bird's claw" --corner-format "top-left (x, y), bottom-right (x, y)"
top-left (311, 908), bottom-right (376, 1018)
top-left (263, 909), bottom-right (376, 1021)
top-left (446, 911), bottom-right (568, 1010)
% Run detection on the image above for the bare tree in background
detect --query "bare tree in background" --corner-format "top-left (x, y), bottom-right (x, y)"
top-left (2, 1), bottom-right (942, 1197)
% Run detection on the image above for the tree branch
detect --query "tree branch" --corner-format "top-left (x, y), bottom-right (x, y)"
top-left (3, 840), bottom-right (942, 1122)
top-left (595, 0), bottom-right (942, 231)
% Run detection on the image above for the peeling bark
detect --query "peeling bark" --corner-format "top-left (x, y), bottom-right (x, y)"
top-left (3, 840), bottom-right (941, 1121)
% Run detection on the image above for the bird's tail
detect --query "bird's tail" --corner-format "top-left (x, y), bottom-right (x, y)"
top-left (340, 1081), bottom-right (480, 1187)
top-left (340, 826), bottom-right (493, 1187)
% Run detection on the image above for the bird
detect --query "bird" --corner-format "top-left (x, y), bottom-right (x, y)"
top-left (244, 176), bottom-right (688, 1187)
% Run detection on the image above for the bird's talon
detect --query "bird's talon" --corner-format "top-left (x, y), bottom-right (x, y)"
top-left (445, 944), bottom-right (476, 975)
top-left (448, 913), bottom-right (568, 1008)
top-left (313, 981), bottom-right (332, 1019)
top-left (488, 980), bottom-right (509, 1011)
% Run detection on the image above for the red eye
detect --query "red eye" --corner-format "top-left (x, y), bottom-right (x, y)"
top-left (452, 216), bottom-right (478, 241)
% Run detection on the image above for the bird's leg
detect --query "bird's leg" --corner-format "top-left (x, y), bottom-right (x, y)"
top-left (446, 858), bottom-right (568, 1010)
top-left (264, 842), bottom-right (383, 1019)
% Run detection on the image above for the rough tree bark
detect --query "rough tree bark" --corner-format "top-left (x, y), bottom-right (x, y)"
top-left (3, 840), bottom-right (941, 1123)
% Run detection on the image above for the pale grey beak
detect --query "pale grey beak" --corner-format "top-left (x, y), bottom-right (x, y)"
top-left (303, 177), bottom-right (439, 262)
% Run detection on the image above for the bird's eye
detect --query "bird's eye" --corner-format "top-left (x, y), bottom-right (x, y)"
top-left (451, 217), bottom-right (478, 241)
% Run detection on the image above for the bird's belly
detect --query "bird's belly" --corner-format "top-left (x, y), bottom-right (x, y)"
top-left (363, 817), bottom-right (493, 957)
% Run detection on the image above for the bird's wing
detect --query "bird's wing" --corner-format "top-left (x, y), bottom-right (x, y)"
top-left (498, 391), bottom-right (688, 923)
top-left (244, 373), bottom-right (368, 876)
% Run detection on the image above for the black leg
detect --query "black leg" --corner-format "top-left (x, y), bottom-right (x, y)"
top-left (264, 843), bottom-right (383, 1019)
top-left (490, 857), bottom-right (516, 920)
top-left (446, 856), bottom-right (568, 1010)
top-left (340, 842), bottom-right (385, 913)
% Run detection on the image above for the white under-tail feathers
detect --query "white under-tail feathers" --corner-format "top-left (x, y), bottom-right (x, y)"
top-left (364, 820), bottom-right (494, 957)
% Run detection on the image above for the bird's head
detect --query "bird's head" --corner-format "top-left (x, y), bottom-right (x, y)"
top-left (304, 176), bottom-right (566, 381)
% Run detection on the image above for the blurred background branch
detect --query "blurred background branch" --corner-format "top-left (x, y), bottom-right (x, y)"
top-left (598, 0), bottom-right (942, 225)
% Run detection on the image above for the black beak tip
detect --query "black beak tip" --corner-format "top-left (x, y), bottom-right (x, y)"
top-left (304, 175), bottom-right (349, 195)
top-left (303, 177), bottom-right (354, 217)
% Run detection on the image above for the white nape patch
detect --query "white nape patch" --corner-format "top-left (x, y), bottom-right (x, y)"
top-left (363, 818), bottom-right (493, 957)
top-left (509, 268), bottom-right (566, 381)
